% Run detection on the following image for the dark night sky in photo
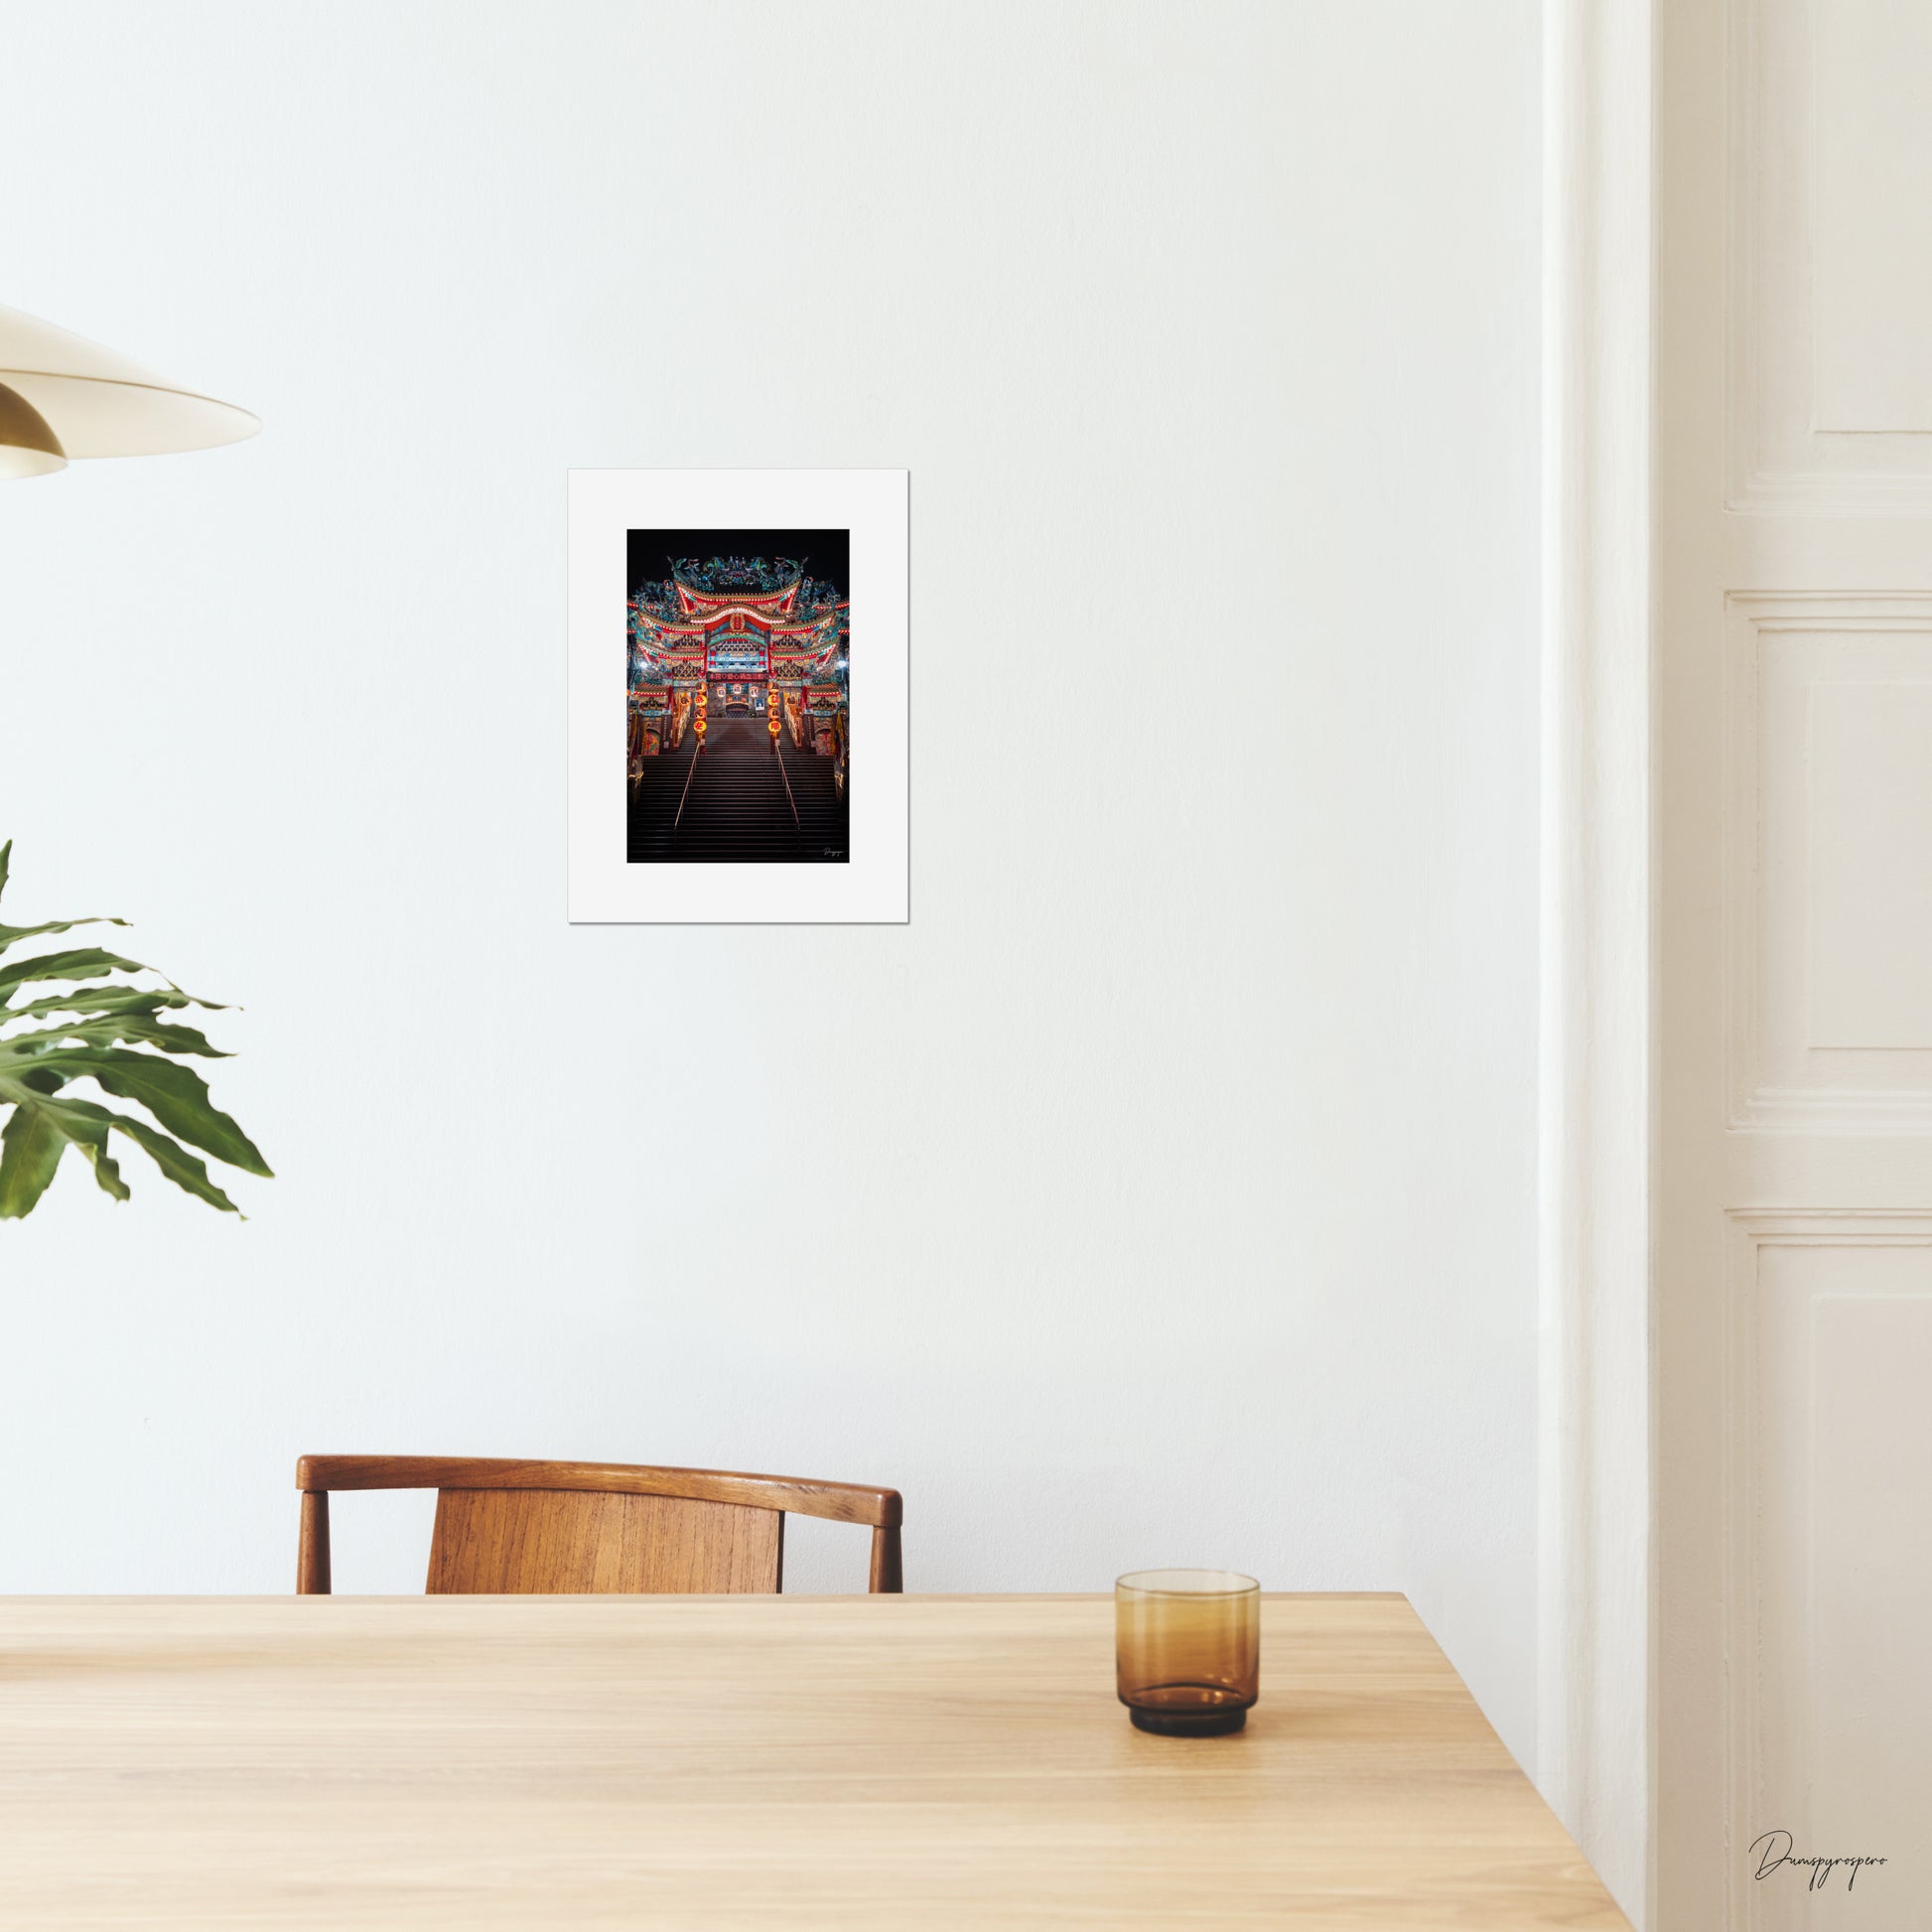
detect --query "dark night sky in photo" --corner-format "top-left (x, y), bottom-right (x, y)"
top-left (627, 529), bottom-right (849, 597)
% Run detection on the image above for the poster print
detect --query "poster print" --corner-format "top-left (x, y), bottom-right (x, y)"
top-left (568, 470), bottom-right (907, 924)
top-left (626, 528), bottom-right (850, 865)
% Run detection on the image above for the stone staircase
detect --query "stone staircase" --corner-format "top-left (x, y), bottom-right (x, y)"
top-left (626, 716), bottom-right (849, 864)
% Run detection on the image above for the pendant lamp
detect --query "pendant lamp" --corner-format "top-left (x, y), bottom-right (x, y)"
top-left (0, 301), bottom-right (258, 480)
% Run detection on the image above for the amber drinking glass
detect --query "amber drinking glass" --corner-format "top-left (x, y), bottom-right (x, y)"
top-left (1116, 1570), bottom-right (1261, 1735)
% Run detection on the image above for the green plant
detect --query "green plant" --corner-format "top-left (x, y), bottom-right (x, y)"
top-left (0, 841), bottom-right (270, 1218)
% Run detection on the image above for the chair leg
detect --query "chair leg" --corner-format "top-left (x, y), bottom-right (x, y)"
top-left (297, 1491), bottom-right (332, 1594)
top-left (868, 1523), bottom-right (902, 1593)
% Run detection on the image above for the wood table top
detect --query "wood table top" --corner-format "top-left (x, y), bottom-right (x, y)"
top-left (0, 1591), bottom-right (1630, 1929)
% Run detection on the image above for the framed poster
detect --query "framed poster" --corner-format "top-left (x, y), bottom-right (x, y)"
top-left (568, 469), bottom-right (907, 922)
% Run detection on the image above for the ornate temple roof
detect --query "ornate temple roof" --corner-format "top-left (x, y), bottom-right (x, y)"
top-left (630, 555), bottom-right (848, 685)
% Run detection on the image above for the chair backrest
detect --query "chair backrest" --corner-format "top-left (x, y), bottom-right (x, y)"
top-left (295, 1455), bottom-right (903, 1596)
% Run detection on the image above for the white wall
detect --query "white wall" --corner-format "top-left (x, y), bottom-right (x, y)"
top-left (0, 1), bottom-right (1544, 1769)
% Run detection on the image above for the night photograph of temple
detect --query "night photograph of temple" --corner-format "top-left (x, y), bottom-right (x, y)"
top-left (626, 528), bottom-right (850, 864)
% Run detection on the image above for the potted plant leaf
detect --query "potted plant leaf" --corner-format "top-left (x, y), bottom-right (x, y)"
top-left (0, 841), bottom-right (270, 1216)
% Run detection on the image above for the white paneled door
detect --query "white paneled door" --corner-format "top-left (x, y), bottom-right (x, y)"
top-left (1660, 0), bottom-right (1932, 1926)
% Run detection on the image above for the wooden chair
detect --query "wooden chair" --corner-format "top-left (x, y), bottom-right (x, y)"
top-left (295, 1455), bottom-right (902, 1595)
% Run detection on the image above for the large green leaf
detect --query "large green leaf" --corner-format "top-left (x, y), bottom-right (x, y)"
top-left (0, 947), bottom-right (155, 1004)
top-left (39, 1094), bottom-right (234, 1211)
top-left (0, 1087), bottom-right (238, 1215)
top-left (0, 916), bottom-right (127, 956)
top-left (10, 1093), bottom-right (130, 1203)
top-left (0, 1100), bottom-right (67, 1216)
top-left (0, 844), bottom-right (268, 1219)
top-left (12, 1046), bottom-right (271, 1175)
top-left (6, 985), bottom-right (221, 1023)
top-left (12, 1014), bottom-right (231, 1058)
top-left (106, 1113), bottom-right (242, 1213)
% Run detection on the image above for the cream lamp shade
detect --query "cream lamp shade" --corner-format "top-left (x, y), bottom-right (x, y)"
top-left (0, 301), bottom-right (259, 480)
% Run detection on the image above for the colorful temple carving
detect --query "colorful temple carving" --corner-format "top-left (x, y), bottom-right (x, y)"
top-left (627, 555), bottom-right (849, 787)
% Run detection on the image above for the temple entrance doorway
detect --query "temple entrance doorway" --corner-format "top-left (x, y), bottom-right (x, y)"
top-left (715, 678), bottom-right (765, 716)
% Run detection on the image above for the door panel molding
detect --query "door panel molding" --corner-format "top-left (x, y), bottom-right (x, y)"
top-left (1725, 594), bottom-right (1932, 1132)
top-left (1722, 1211), bottom-right (1932, 1931)
top-left (1728, 0), bottom-right (1932, 510)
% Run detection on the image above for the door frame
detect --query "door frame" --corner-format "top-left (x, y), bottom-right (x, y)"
top-left (1538, 0), bottom-right (1657, 1921)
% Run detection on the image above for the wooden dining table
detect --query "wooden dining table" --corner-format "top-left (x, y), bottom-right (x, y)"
top-left (0, 1591), bottom-right (1630, 1928)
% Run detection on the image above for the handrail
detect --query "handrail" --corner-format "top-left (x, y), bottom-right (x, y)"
top-left (773, 733), bottom-right (800, 828)
top-left (672, 738), bottom-right (702, 834)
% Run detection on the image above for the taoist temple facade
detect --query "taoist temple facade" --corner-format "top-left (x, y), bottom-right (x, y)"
top-left (627, 556), bottom-right (849, 782)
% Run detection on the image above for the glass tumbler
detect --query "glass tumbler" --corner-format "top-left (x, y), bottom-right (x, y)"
top-left (1116, 1569), bottom-right (1260, 1735)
